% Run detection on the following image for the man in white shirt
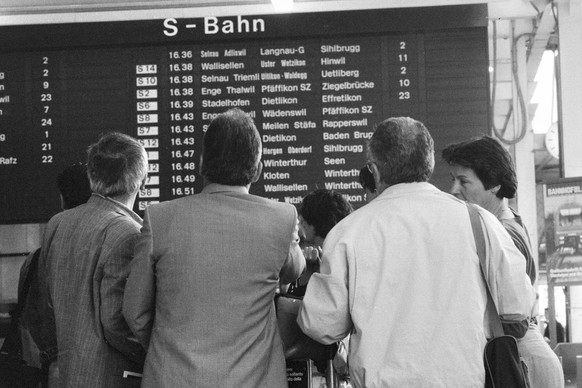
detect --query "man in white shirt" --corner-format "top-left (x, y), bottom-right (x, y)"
top-left (298, 117), bottom-right (535, 387)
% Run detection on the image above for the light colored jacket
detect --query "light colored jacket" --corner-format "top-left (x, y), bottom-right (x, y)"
top-left (298, 182), bottom-right (534, 388)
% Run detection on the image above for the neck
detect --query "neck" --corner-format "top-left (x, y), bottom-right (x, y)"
top-left (485, 198), bottom-right (511, 220)
top-left (204, 178), bottom-right (251, 191)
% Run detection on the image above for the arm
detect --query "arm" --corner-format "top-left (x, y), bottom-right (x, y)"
top-left (122, 210), bottom-right (156, 350)
top-left (99, 222), bottom-right (147, 365)
top-left (501, 218), bottom-right (537, 285)
top-left (23, 247), bottom-right (58, 365)
top-left (479, 209), bottom-right (535, 338)
top-left (279, 209), bottom-right (306, 284)
top-left (297, 228), bottom-right (352, 344)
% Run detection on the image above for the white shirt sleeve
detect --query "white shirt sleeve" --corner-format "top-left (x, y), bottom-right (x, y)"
top-left (297, 228), bottom-right (352, 344)
top-left (478, 208), bottom-right (535, 327)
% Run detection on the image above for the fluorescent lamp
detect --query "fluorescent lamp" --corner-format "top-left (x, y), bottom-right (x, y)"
top-left (271, 0), bottom-right (294, 12)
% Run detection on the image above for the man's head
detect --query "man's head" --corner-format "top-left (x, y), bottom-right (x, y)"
top-left (86, 132), bottom-right (148, 198)
top-left (367, 117), bottom-right (434, 192)
top-left (201, 108), bottom-right (262, 186)
top-left (56, 163), bottom-right (92, 210)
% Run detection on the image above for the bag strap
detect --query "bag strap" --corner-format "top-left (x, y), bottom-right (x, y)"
top-left (466, 203), bottom-right (504, 338)
top-left (466, 203), bottom-right (486, 272)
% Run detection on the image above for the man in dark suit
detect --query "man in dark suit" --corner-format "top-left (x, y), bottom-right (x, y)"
top-left (37, 132), bottom-right (148, 387)
top-left (123, 108), bottom-right (305, 388)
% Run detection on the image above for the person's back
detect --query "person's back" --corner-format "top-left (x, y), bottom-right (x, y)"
top-left (124, 108), bottom-right (305, 388)
top-left (38, 132), bottom-right (148, 387)
top-left (314, 184), bottom-right (498, 386)
top-left (136, 190), bottom-right (298, 386)
top-left (298, 117), bottom-right (534, 387)
top-left (43, 199), bottom-right (143, 385)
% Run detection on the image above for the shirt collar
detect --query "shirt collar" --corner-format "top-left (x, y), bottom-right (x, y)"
top-left (378, 181), bottom-right (439, 198)
top-left (201, 183), bottom-right (250, 195)
top-left (90, 193), bottom-right (142, 224)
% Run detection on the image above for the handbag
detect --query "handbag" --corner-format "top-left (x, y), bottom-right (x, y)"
top-left (466, 203), bottom-right (531, 388)
top-left (0, 249), bottom-right (47, 388)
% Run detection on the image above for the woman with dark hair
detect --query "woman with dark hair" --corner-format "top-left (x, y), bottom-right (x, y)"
top-left (299, 189), bottom-right (354, 247)
top-left (287, 189), bottom-right (353, 297)
top-left (442, 136), bottom-right (535, 280)
top-left (442, 135), bottom-right (564, 388)
top-left (287, 189), bottom-right (353, 385)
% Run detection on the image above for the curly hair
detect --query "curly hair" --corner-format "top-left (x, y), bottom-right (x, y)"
top-left (86, 132), bottom-right (148, 197)
top-left (367, 117), bottom-right (434, 187)
top-left (299, 189), bottom-right (354, 239)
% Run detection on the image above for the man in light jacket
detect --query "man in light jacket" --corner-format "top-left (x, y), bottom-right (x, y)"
top-left (298, 117), bottom-right (535, 388)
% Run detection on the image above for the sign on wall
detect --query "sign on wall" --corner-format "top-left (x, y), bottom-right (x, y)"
top-left (543, 179), bottom-right (582, 284)
top-left (0, 5), bottom-right (489, 223)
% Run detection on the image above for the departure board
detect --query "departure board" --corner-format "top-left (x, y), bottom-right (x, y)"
top-left (0, 5), bottom-right (489, 223)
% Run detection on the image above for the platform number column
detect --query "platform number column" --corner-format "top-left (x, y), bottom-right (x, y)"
top-left (385, 36), bottom-right (419, 117)
top-left (40, 56), bottom-right (54, 164)
top-left (136, 64), bottom-right (161, 210)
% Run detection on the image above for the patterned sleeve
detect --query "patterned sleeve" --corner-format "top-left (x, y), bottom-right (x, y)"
top-left (100, 218), bottom-right (147, 364)
top-left (123, 209), bottom-right (157, 350)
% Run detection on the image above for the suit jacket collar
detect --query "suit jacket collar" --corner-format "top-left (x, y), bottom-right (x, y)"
top-left (202, 183), bottom-right (249, 195)
top-left (89, 193), bottom-right (142, 224)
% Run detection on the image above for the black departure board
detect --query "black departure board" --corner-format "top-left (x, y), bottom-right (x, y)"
top-left (0, 5), bottom-right (489, 223)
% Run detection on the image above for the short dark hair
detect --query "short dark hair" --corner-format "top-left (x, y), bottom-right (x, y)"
top-left (368, 117), bottom-right (434, 187)
top-left (358, 166), bottom-right (376, 192)
top-left (298, 189), bottom-right (353, 239)
top-left (57, 163), bottom-right (92, 209)
top-left (86, 132), bottom-right (148, 197)
top-left (201, 108), bottom-right (261, 186)
top-left (441, 135), bottom-right (517, 199)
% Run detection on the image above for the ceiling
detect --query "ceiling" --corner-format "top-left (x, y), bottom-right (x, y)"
top-left (0, 0), bottom-right (560, 181)
top-left (0, 0), bottom-right (550, 20)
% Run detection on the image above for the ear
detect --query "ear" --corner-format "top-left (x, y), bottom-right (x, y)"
top-left (60, 194), bottom-right (67, 211)
top-left (490, 184), bottom-right (501, 195)
top-left (370, 163), bottom-right (382, 190)
top-left (251, 161), bottom-right (263, 183)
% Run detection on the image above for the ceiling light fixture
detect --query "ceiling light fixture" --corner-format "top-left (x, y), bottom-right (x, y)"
top-left (271, 0), bottom-right (294, 12)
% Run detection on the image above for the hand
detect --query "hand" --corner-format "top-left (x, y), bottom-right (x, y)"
top-left (302, 245), bottom-right (322, 263)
